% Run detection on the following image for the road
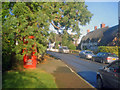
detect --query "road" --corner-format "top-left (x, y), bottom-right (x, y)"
top-left (47, 51), bottom-right (108, 88)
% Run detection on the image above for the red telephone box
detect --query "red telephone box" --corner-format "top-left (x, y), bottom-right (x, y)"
top-left (23, 36), bottom-right (37, 69)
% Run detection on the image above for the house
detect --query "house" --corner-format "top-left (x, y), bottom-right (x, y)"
top-left (48, 34), bottom-right (62, 49)
top-left (48, 32), bottom-right (78, 49)
top-left (48, 42), bottom-right (55, 49)
top-left (79, 23), bottom-right (118, 51)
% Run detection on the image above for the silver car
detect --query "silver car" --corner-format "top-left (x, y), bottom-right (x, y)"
top-left (92, 52), bottom-right (119, 64)
top-left (79, 50), bottom-right (94, 59)
top-left (59, 46), bottom-right (69, 53)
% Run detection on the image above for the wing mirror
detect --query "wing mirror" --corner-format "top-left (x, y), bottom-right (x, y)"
top-left (103, 66), bottom-right (107, 69)
top-left (103, 66), bottom-right (110, 72)
top-left (104, 66), bottom-right (117, 72)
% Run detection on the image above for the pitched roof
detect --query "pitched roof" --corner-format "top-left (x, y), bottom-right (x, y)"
top-left (81, 26), bottom-right (109, 42)
top-left (99, 25), bottom-right (118, 46)
top-left (80, 25), bottom-right (118, 46)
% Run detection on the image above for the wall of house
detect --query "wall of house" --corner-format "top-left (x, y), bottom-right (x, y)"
top-left (48, 42), bottom-right (55, 49)
top-left (81, 42), bottom-right (98, 51)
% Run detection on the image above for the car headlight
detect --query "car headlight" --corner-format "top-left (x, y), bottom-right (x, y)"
top-left (87, 55), bottom-right (92, 58)
top-left (63, 50), bottom-right (66, 52)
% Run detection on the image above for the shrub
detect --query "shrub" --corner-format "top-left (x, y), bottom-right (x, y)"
top-left (55, 41), bottom-right (59, 49)
top-left (68, 43), bottom-right (76, 50)
top-left (98, 46), bottom-right (119, 56)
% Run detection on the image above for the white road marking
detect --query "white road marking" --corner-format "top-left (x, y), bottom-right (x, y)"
top-left (65, 65), bottom-right (95, 89)
top-left (65, 65), bottom-right (74, 72)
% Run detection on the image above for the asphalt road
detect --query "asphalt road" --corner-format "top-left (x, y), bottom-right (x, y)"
top-left (47, 51), bottom-right (108, 88)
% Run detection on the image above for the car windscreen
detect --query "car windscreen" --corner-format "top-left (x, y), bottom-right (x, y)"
top-left (85, 51), bottom-right (93, 54)
top-left (62, 47), bottom-right (68, 49)
top-left (97, 53), bottom-right (103, 56)
top-left (108, 54), bottom-right (118, 57)
top-left (97, 52), bottom-right (108, 56)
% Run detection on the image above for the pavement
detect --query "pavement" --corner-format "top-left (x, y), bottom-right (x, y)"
top-left (47, 51), bottom-right (106, 88)
top-left (37, 55), bottom-right (96, 88)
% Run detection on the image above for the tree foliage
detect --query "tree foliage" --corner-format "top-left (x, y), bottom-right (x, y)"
top-left (61, 31), bottom-right (76, 50)
top-left (62, 31), bottom-right (69, 46)
top-left (49, 32), bottom-right (56, 43)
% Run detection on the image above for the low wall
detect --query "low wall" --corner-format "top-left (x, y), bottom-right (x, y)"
top-left (47, 48), bottom-right (81, 54)
top-left (47, 48), bottom-right (59, 52)
top-left (70, 50), bottom-right (80, 54)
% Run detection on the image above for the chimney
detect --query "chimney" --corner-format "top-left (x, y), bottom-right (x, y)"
top-left (87, 29), bottom-right (90, 33)
top-left (101, 23), bottom-right (105, 28)
top-left (94, 26), bottom-right (97, 30)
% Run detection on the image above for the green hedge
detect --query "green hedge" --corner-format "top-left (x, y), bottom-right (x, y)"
top-left (98, 46), bottom-right (119, 56)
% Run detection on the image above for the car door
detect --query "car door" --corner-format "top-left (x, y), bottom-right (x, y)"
top-left (98, 53), bottom-right (104, 63)
top-left (96, 53), bottom-right (102, 62)
top-left (82, 51), bottom-right (86, 58)
top-left (94, 53), bottom-right (99, 62)
top-left (100, 53), bottom-right (108, 63)
top-left (79, 51), bottom-right (84, 57)
top-left (102, 61), bottom-right (120, 88)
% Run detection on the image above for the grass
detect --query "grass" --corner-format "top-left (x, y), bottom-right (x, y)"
top-left (3, 68), bottom-right (57, 88)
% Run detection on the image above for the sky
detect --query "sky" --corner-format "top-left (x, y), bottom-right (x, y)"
top-left (49, 2), bottom-right (118, 43)
top-left (78, 2), bottom-right (118, 43)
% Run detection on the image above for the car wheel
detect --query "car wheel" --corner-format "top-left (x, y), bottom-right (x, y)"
top-left (101, 59), bottom-right (106, 64)
top-left (100, 60), bottom-right (103, 63)
top-left (85, 55), bottom-right (87, 59)
top-left (97, 76), bottom-right (103, 89)
top-left (79, 55), bottom-right (81, 58)
top-left (102, 60), bottom-right (106, 64)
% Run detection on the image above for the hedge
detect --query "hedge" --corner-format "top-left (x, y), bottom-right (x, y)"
top-left (98, 46), bottom-right (119, 56)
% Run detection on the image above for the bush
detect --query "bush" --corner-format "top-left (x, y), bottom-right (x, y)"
top-left (98, 46), bottom-right (119, 56)
top-left (54, 41), bottom-right (59, 49)
top-left (68, 43), bottom-right (76, 50)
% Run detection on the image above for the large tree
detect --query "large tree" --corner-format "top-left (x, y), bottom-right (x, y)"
top-left (2, 2), bottom-right (50, 70)
top-left (2, 2), bottom-right (93, 70)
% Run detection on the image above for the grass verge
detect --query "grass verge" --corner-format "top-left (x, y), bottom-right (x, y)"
top-left (3, 68), bottom-right (57, 88)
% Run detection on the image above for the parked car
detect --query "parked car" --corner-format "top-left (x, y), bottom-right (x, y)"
top-left (96, 60), bottom-right (120, 88)
top-left (59, 46), bottom-right (69, 53)
top-left (92, 52), bottom-right (119, 64)
top-left (79, 50), bottom-right (94, 59)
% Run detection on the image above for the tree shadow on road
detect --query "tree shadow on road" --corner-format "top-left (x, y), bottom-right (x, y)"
top-left (77, 71), bottom-right (97, 88)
